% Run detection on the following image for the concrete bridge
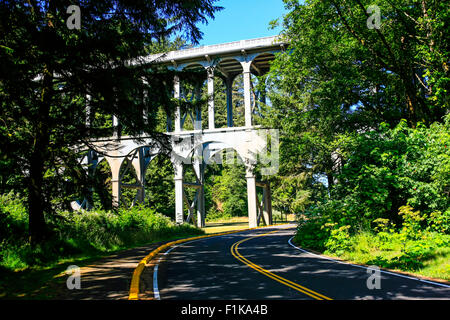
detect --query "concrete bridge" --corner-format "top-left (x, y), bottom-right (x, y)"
top-left (75, 36), bottom-right (286, 228)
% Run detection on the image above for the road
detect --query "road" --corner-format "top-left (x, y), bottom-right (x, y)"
top-left (150, 224), bottom-right (450, 300)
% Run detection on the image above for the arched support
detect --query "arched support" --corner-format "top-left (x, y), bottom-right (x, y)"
top-left (108, 157), bottom-right (123, 208)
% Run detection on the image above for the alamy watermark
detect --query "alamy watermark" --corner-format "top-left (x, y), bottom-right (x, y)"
top-left (366, 265), bottom-right (381, 290)
top-left (366, 5), bottom-right (381, 30)
top-left (66, 5), bottom-right (81, 30)
top-left (66, 265), bottom-right (81, 290)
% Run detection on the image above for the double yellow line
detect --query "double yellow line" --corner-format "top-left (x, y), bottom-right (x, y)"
top-left (230, 230), bottom-right (332, 300)
top-left (129, 224), bottom-right (291, 300)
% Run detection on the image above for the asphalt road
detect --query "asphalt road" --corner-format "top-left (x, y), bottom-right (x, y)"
top-left (151, 224), bottom-right (450, 300)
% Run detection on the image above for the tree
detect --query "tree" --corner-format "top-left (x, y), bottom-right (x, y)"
top-left (0, 0), bottom-right (222, 245)
top-left (266, 0), bottom-right (449, 190)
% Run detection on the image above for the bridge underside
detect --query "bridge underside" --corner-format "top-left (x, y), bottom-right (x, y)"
top-left (75, 36), bottom-right (284, 228)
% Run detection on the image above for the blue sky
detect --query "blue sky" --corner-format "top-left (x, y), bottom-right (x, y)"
top-left (196, 0), bottom-right (288, 46)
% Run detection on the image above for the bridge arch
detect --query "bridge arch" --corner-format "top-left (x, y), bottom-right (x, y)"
top-left (78, 36), bottom-right (284, 228)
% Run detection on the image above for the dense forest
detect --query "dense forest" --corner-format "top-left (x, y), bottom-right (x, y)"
top-left (1, 0), bottom-right (449, 281)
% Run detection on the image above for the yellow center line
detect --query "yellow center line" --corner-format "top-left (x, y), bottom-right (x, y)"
top-left (230, 229), bottom-right (333, 300)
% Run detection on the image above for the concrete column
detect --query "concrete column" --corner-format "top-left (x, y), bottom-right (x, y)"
top-left (246, 167), bottom-right (258, 228)
top-left (226, 77), bottom-right (234, 127)
top-left (194, 84), bottom-right (202, 130)
top-left (262, 184), bottom-right (273, 226)
top-left (86, 94), bottom-right (92, 128)
top-left (174, 75), bottom-right (181, 132)
top-left (86, 150), bottom-right (94, 210)
top-left (193, 146), bottom-right (205, 228)
top-left (132, 148), bottom-right (145, 204)
top-left (109, 157), bottom-right (122, 208)
top-left (197, 185), bottom-right (205, 227)
top-left (241, 62), bottom-right (252, 127)
top-left (207, 67), bottom-right (215, 129)
top-left (112, 115), bottom-right (120, 139)
top-left (259, 78), bottom-right (267, 106)
top-left (174, 161), bottom-right (184, 224)
top-left (174, 178), bottom-right (184, 224)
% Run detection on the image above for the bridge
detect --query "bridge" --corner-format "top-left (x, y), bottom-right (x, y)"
top-left (74, 36), bottom-right (286, 228)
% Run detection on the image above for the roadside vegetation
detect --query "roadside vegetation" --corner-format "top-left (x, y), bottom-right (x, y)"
top-left (1, 0), bottom-right (449, 298)
top-left (268, 0), bottom-right (449, 281)
top-left (292, 107), bottom-right (450, 281)
top-left (0, 194), bottom-right (203, 272)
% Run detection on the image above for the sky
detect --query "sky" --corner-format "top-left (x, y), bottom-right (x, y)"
top-left (196, 0), bottom-right (289, 46)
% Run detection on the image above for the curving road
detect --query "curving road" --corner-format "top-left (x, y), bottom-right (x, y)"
top-left (149, 224), bottom-right (450, 300)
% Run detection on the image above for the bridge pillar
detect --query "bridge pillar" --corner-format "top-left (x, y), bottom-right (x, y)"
top-left (109, 157), bottom-right (122, 208)
top-left (174, 161), bottom-right (184, 224)
top-left (246, 167), bottom-right (258, 228)
top-left (131, 147), bottom-right (146, 204)
top-left (262, 183), bottom-right (272, 226)
top-left (112, 115), bottom-right (121, 139)
top-left (174, 75), bottom-right (181, 132)
top-left (242, 61), bottom-right (252, 127)
top-left (225, 76), bottom-right (234, 127)
top-left (192, 144), bottom-right (205, 227)
top-left (193, 164), bottom-right (205, 228)
top-left (86, 150), bottom-right (95, 210)
top-left (207, 67), bottom-right (215, 129)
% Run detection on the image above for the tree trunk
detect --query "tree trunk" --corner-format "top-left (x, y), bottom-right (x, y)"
top-left (404, 74), bottom-right (418, 128)
top-left (28, 144), bottom-right (48, 246)
top-left (28, 68), bottom-right (52, 246)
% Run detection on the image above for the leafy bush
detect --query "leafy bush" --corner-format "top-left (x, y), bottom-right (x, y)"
top-left (0, 195), bottom-right (203, 270)
top-left (0, 192), bottom-right (28, 243)
top-left (329, 117), bottom-right (450, 229)
top-left (324, 224), bottom-right (352, 255)
top-left (294, 213), bottom-right (330, 251)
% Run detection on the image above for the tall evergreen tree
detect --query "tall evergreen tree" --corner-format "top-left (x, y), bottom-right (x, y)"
top-left (0, 0), bottom-right (222, 244)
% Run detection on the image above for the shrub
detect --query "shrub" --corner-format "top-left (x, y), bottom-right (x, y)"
top-left (0, 196), bottom-right (203, 270)
top-left (328, 117), bottom-right (450, 227)
top-left (324, 225), bottom-right (352, 255)
top-left (0, 192), bottom-right (28, 243)
top-left (294, 213), bottom-right (329, 251)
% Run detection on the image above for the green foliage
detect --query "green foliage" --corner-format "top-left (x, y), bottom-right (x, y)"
top-left (344, 231), bottom-right (450, 278)
top-left (0, 192), bottom-right (28, 238)
top-left (295, 202), bottom-right (450, 277)
top-left (207, 160), bottom-right (247, 220)
top-left (144, 155), bottom-right (175, 218)
top-left (0, 0), bottom-right (222, 244)
top-left (0, 194), bottom-right (203, 270)
top-left (330, 117), bottom-right (450, 228)
top-left (294, 214), bottom-right (329, 252)
top-left (428, 209), bottom-right (450, 234)
top-left (324, 224), bottom-right (352, 256)
top-left (272, 174), bottom-right (312, 214)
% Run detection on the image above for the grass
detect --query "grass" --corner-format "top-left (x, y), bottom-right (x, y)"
top-left (0, 230), bottom-right (206, 300)
top-left (0, 194), bottom-right (206, 299)
top-left (322, 231), bottom-right (450, 282)
top-left (202, 213), bottom-right (296, 234)
top-left (203, 216), bottom-right (250, 234)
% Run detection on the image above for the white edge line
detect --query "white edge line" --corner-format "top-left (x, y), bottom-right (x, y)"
top-left (153, 264), bottom-right (160, 300)
top-left (152, 237), bottom-right (220, 300)
top-left (288, 236), bottom-right (450, 289)
top-left (152, 225), bottom-right (297, 299)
